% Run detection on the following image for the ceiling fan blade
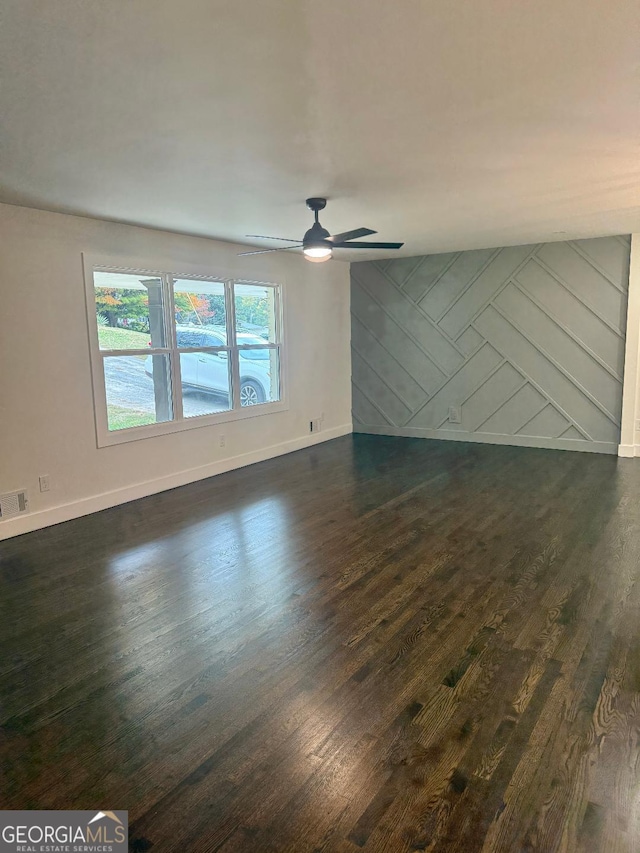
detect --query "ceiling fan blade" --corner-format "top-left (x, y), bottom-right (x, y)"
top-left (246, 235), bottom-right (301, 242)
top-left (327, 227), bottom-right (377, 243)
top-left (238, 245), bottom-right (302, 256)
top-left (333, 241), bottom-right (405, 250)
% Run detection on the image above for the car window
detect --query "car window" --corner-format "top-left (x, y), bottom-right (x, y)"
top-left (176, 328), bottom-right (204, 347)
top-left (201, 329), bottom-right (226, 347)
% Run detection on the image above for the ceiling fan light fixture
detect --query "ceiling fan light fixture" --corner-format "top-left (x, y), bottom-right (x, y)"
top-left (303, 244), bottom-right (332, 261)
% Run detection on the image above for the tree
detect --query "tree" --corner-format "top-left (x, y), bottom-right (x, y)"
top-left (95, 287), bottom-right (149, 328)
top-left (174, 291), bottom-right (226, 326)
top-left (234, 295), bottom-right (268, 330)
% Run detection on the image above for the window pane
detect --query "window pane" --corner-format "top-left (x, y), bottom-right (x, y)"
top-left (239, 347), bottom-right (280, 406)
top-left (234, 283), bottom-right (277, 343)
top-left (180, 350), bottom-right (232, 418)
top-left (104, 354), bottom-right (173, 431)
top-left (173, 279), bottom-right (226, 336)
top-left (94, 271), bottom-right (166, 350)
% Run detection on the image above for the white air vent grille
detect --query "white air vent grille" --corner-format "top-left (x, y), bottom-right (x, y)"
top-left (0, 490), bottom-right (29, 520)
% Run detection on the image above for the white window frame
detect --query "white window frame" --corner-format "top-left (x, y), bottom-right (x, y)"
top-left (83, 256), bottom-right (287, 448)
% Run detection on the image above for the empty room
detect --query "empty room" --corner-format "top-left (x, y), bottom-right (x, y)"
top-left (1, 1), bottom-right (640, 851)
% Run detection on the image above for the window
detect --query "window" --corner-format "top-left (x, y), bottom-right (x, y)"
top-left (86, 265), bottom-right (284, 446)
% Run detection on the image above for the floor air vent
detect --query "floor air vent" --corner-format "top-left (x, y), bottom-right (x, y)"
top-left (0, 490), bottom-right (29, 520)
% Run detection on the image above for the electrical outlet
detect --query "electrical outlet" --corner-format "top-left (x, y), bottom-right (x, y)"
top-left (219, 434), bottom-right (226, 448)
top-left (636, 419), bottom-right (640, 431)
top-left (310, 418), bottom-right (323, 433)
top-left (448, 406), bottom-right (462, 424)
top-left (39, 475), bottom-right (50, 493)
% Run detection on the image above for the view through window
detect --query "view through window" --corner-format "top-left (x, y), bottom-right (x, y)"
top-left (90, 269), bottom-right (282, 438)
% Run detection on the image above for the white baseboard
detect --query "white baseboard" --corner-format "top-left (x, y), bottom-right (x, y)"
top-left (354, 424), bottom-right (618, 455)
top-left (618, 444), bottom-right (640, 458)
top-left (0, 423), bottom-right (353, 540)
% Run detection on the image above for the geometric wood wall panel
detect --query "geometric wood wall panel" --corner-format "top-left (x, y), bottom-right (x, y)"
top-left (351, 236), bottom-right (631, 454)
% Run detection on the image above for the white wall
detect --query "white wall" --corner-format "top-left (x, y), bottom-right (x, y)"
top-left (0, 204), bottom-right (352, 538)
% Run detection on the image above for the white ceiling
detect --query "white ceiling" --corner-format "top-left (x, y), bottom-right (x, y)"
top-left (1, 0), bottom-right (639, 260)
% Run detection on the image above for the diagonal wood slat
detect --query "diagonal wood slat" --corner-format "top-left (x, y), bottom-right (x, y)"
top-left (351, 237), bottom-right (630, 454)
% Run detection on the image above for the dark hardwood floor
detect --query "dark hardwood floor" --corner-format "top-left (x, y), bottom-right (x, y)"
top-left (2, 434), bottom-right (640, 852)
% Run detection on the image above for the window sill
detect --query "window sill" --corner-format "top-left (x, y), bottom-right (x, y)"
top-left (96, 400), bottom-right (288, 447)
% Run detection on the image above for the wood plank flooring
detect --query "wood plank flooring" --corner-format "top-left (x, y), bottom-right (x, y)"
top-left (2, 434), bottom-right (640, 851)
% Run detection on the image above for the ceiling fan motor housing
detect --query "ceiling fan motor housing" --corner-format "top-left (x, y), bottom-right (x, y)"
top-left (303, 221), bottom-right (330, 248)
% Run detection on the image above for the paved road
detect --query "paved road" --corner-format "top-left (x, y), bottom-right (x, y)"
top-left (103, 356), bottom-right (229, 417)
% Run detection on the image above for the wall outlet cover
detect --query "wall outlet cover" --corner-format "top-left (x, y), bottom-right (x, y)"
top-left (448, 406), bottom-right (462, 424)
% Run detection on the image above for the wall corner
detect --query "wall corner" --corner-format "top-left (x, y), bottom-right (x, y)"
top-left (620, 233), bottom-right (640, 457)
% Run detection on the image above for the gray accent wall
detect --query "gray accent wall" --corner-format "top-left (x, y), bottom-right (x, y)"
top-left (351, 236), bottom-right (631, 454)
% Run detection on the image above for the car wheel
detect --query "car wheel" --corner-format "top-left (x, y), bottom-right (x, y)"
top-left (240, 379), bottom-right (265, 406)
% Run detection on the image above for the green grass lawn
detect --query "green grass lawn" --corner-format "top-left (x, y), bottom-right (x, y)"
top-left (98, 326), bottom-right (150, 349)
top-left (107, 406), bottom-right (156, 431)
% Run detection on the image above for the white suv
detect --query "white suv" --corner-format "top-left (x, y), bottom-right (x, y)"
top-left (146, 327), bottom-right (273, 406)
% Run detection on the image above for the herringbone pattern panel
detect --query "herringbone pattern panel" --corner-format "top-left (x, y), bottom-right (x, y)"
top-left (351, 236), bottom-right (630, 453)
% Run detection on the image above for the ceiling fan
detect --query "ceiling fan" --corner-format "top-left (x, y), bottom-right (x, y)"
top-left (239, 198), bottom-right (404, 263)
